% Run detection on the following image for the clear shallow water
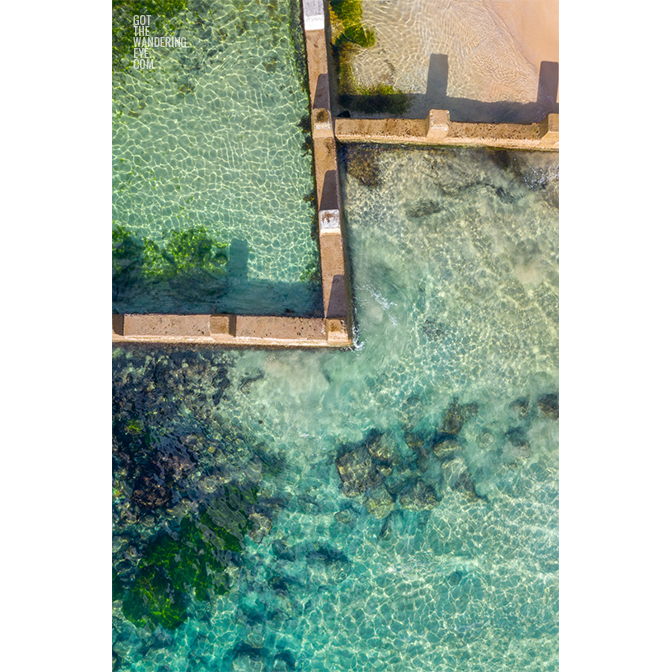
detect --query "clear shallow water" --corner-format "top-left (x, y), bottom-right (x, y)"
top-left (339, 0), bottom-right (558, 122)
top-left (112, 0), bottom-right (321, 315)
top-left (113, 146), bottom-right (559, 671)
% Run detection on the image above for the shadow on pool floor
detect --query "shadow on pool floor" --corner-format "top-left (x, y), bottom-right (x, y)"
top-left (114, 238), bottom-right (323, 317)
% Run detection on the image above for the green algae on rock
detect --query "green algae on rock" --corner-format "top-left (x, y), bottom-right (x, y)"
top-left (329, 1), bottom-right (413, 115)
top-left (113, 224), bottom-right (229, 282)
top-left (113, 224), bottom-right (230, 309)
top-left (339, 83), bottom-right (413, 115)
top-left (329, 0), bottom-right (376, 49)
top-left (342, 144), bottom-right (382, 188)
top-left (120, 508), bottom-right (246, 630)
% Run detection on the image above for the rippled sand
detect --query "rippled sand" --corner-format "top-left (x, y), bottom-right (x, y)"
top-left (345, 0), bottom-right (559, 121)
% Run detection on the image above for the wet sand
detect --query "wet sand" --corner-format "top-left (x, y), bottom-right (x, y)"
top-left (344, 0), bottom-right (559, 122)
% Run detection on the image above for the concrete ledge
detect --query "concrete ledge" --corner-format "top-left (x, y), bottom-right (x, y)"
top-left (319, 233), bottom-right (347, 319)
top-left (312, 108), bottom-right (333, 137)
top-left (336, 117), bottom-right (427, 140)
top-left (335, 111), bottom-right (559, 151)
top-left (303, 0), bottom-right (325, 31)
top-left (112, 314), bottom-right (125, 335)
top-left (305, 26), bottom-right (330, 110)
top-left (319, 209), bottom-right (341, 234)
top-left (539, 113), bottom-right (559, 146)
top-left (326, 318), bottom-right (349, 343)
top-left (210, 314), bottom-right (236, 336)
top-left (112, 314), bottom-right (352, 348)
top-left (426, 109), bottom-right (450, 141)
top-left (123, 314), bottom-right (211, 337)
top-left (235, 316), bottom-right (325, 341)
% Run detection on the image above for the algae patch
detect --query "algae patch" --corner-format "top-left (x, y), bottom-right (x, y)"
top-left (329, 1), bottom-right (412, 115)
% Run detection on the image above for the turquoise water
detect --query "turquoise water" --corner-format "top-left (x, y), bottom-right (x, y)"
top-left (113, 146), bottom-right (558, 671)
top-left (112, 0), bottom-right (321, 316)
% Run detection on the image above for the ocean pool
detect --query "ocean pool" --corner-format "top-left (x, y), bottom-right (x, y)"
top-left (112, 0), bottom-right (321, 316)
top-left (113, 145), bottom-right (559, 671)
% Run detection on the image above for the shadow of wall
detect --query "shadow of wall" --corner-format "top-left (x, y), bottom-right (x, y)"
top-left (339, 54), bottom-right (559, 124)
top-left (412, 54), bottom-right (559, 123)
top-left (113, 237), bottom-right (324, 318)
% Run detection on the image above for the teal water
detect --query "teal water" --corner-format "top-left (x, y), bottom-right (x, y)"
top-left (113, 146), bottom-right (559, 671)
top-left (112, 0), bottom-right (321, 316)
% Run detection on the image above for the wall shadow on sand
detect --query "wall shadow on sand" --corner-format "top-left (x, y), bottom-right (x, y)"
top-left (339, 55), bottom-right (559, 124)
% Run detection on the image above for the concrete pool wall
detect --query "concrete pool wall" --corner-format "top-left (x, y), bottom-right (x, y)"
top-left (335, 110), bottom-right (559, 150)
top-left (112, 0), bottom-right (558, 348)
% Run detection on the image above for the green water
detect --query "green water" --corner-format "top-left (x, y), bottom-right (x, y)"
top-left (113, 146), bottom-right (559, 671)
top-left (112, 0), bottom-right (321, 315)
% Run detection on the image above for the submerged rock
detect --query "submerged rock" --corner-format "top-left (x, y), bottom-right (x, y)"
top-left (379, 509), bottom-right (405, 540)
top-left (448, 570), bottom-right (464, 585)
top-left (273, 650), bottom-right (296, 671)
top-left (344, 145), bottom-right (381, 188)
top-left (501, 441), bottom-right (531, 467)
top-left (364, 486), bottom-right (395, 519)
top-left (245, 624), bottom-right (266, 649)
top-left (307, 543), bottom-right (349, 567)
top-left (433, 437), bottom-right (461, 460)
top-left (403, 431), bottom-right (424, 451)
top-left (297, 495), bottom-right (321, 515)
top-left (442, 457), bottom-right (477, 496)
top-left (334, 508), bottom-right (355, 525)
top-left (112, 535), bottom-right (130, 554)
top-left (366, 434), bottom-right (400, 465)
top-left (510, 397), bottom-right (530, 419)
top-left (537, 393), bottom-right (559, 419)
top-left (399, 394), bottom-right (426, 427)
top-left (399, 479), bottom-right (439, 511)
top-left (405, 199), bottom-right (443, 219)
top-left (305, 544), bottom-right (351, 584)
top-left (335, 447), bottom-right (384, 497)
top-left (384, 466), bottom-right (416, 496)
top-left (477, 430), bottom-right (495, 450)
top-left (421, 318), bottom-right (447, 341)
top-left (232, 652), bottom-right (264, 672)
top-left (505, 426), bottom-right (529, 448)
top-left (248, 512), bottom-right (272, 543)
top-left (415, 448), bottom-right (434, 473)
top-left (271, 539), bottom-right (296, 562)
top-left (131, 471), bottom-right (171, 510)
top-left (494, 185), bottom-right (512, 203)
top-left (377, 464), bottom-right (394, 477)
top-left (198, 473), bottom-right (229, 494)
top-left (441, 398), bottom-right (479, 435)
